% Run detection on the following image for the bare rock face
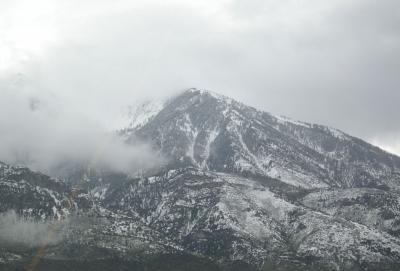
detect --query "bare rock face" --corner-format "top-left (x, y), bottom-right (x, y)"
top-left (1, 89), bottom-right (400, 270)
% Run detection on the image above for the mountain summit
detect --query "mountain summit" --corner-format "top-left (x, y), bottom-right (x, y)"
top-left (126, 88), bottom-right (400, 190)
top-left (1, 89), bottom-right (400, 270)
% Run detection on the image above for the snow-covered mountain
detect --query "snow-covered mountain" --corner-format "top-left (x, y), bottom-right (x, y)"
top-left (125, 88), bottom-right (400, 190)
top-left (1, 89), bottom-right (400, 270)
top-left (0, 162), bottom-right (72, 220)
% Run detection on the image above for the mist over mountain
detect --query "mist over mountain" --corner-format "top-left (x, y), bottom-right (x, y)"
top-left (1, 89), bottom-right (400, 271)
top-left (0, 83), bottom-right (164, 177)
top-left (1, 0), bottom-right (399, 270)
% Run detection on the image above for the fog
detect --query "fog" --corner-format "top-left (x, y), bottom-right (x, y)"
top-left (0, 82), bottom-right (164, 175)
top-left (0, 210), bottom-right (64, 247)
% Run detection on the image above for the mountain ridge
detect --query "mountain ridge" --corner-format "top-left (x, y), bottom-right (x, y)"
top-left (1, 88), bottom-right (400, 270)
top-left (125, 88), bottom-right (400, 190)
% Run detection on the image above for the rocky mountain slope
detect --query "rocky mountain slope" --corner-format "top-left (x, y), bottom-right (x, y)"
top-left (0, 162), bottom-right (71, 220)
top-left (125, 89), bottom-right (400, 190)
top-left (1, 89), bottom-right (400, 270)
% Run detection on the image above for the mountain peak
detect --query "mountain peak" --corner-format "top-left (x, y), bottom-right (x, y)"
top-left (186, 87), bottom-right (227, 98)
top-left (181, 88), bottom-right (235, 105)
top-left (125, 89), bottom-right (400, 190)
top-left (119, 88), bottom-right (233, 131)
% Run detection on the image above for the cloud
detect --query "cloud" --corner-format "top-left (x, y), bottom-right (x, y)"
top-left (0, 78), bottom-right (164, 176)
top-left (0, 210), bottom-right (64, 247)
top-left (0, 0), bottom-right (399, 155)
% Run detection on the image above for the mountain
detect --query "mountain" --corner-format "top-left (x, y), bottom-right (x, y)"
top-left (1, 89), bottom-right (400, 270)
top-left (125, 89), bottom-right (400, 190)
top-left (0, 162), bottom-right (72, 220)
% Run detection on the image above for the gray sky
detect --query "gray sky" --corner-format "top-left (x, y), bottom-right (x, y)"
top-left (0, 0), bottom-right (399, 158)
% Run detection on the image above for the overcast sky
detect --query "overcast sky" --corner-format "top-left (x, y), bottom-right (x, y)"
top-left (0, 0), bottom-right (399, 158)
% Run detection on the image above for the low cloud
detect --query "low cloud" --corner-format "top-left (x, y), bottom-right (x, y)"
top-left (0, 77), bottom-right (164, 176)
top-left (0, 210), bottom-right (64, 247)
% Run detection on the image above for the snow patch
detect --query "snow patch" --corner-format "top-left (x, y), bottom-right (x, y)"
top-left (121, 99), bottom-right (165, 130)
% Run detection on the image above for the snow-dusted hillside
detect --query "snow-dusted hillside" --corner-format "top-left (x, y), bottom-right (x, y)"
top-left (1, 89), bottom-right (400, 270)
top-left (97, 168), bottom-right (400, 269)
top-left (126, 88), bottom-right (400, 190)
top-left (0, 162), bottom-right (71, 220)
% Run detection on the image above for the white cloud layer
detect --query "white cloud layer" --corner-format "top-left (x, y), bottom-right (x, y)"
top-left (0, 84), bottom-right (163, 175)
top-left (0, 210), bottom-right (64, 247)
